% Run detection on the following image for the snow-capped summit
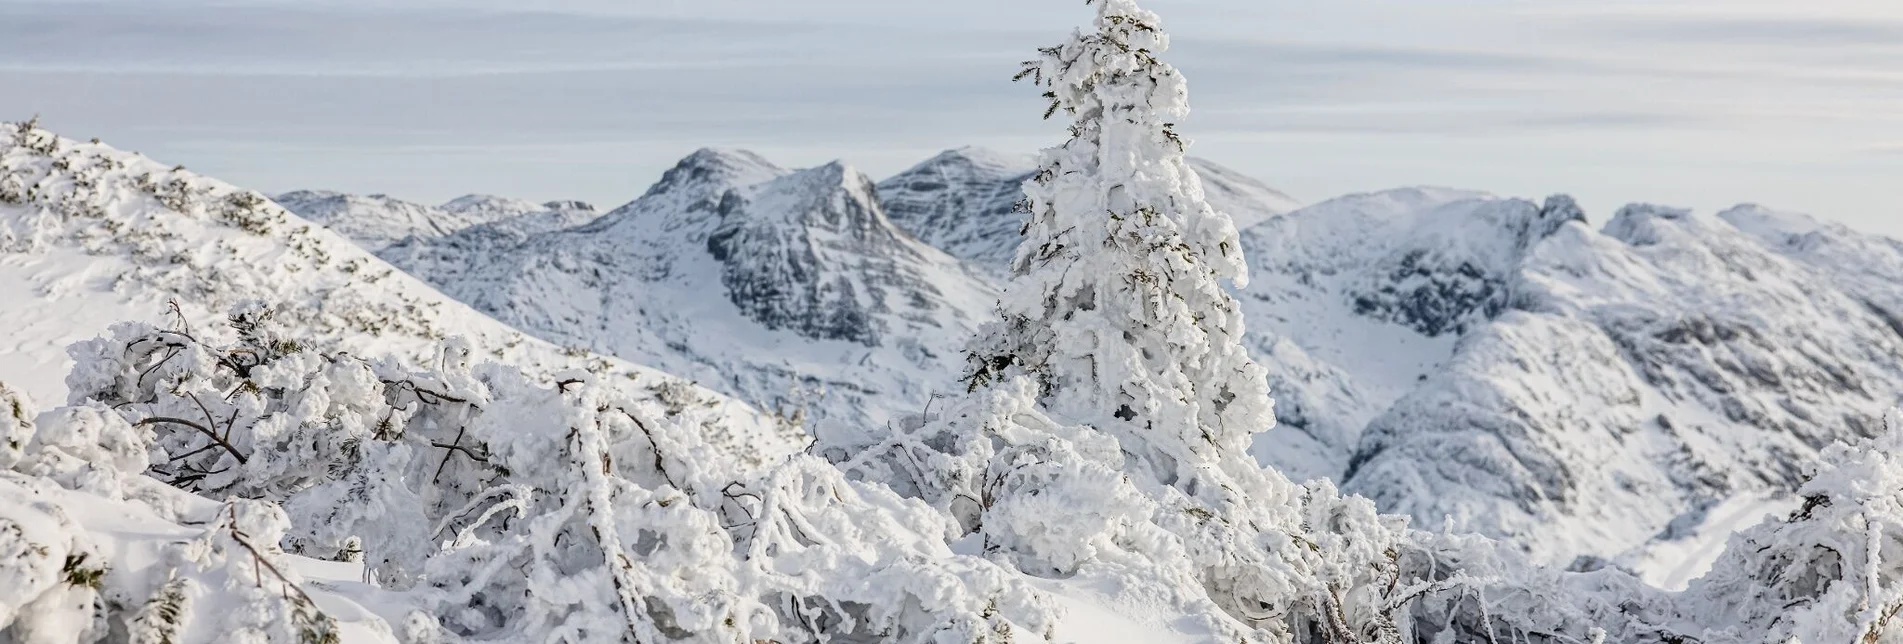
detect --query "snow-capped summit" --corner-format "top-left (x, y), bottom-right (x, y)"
top-left (438, 193), bottom-right (545, 220)
top-left (640, 147), bottom-right (786, 206)
top-left (271, 189), bottom-right (462, 250)
top-left (1602, 202), bottom-right (1697, 246)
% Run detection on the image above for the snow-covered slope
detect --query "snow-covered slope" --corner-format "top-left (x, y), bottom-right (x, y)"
top-left (381, 149), bottom-right (997, 449)
top-left (0, 120), bottom-right (798, 456)
top-left (876, 148), bottom-right (1298, 272)
top-left (0, 119), bottom-right (1210, 644)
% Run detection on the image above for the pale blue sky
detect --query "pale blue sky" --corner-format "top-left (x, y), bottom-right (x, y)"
top-left (2, 0), bottom-right (1899, 236)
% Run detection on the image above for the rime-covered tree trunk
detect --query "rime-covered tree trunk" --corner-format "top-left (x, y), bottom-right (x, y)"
top-left (964, 0), bottom-right (1273, 494)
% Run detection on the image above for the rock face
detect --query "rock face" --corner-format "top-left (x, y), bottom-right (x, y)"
top-left (876, 147), bottom-right (1037, 272)
top-left (362, 149), bottom-right (996, 449)
top-left (708, 162), bottom-right (945, 346)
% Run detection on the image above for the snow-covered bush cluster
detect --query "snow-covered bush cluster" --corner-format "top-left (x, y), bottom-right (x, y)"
top-left (4, 0), bottom-right (1903, 642)
top-left (1, 299), bottom-right (1064, 643)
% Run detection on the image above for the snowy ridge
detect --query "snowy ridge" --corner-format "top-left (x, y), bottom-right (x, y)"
top-left (276, 190), bottom-right (598, 254)
top-left (272, 190), bottom-right (468, 251)
top-left (9, 0), bottom-right (1903, 627)
top-left (0, 120), bottom-right (800, 459)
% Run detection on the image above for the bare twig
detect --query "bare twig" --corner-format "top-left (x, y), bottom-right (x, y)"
top-left (137, 416), bottom-right (247, 464)
top-left (614, 407), bottom-right (681, 490)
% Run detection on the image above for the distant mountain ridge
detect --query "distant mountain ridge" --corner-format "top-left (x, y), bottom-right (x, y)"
top-left (274, 190), bottom-right (599, 251)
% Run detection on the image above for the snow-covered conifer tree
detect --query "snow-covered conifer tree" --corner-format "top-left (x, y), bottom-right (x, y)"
top-left (964, 0), bottom-right (1271, 493)
top-left (926, 2), bottom-right (1419, 640)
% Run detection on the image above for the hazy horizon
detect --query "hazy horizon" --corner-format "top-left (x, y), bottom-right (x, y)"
top-left (3, 0), bottom-right (1898, 235)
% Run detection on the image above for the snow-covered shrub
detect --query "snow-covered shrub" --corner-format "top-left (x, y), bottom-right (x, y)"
top-left (1385, 409), bottom-right (1903, 644)
top-left (1677, 409), bottom-right (1903, 643)
top-left (0, 485), bottom-right (108, 644)
top-left (35, 301), bottom-right (1064, 642)
top-left (890, 1), bottom-right (1417, 640)
top-left (63, 302), bottom-right (478, 583)
top-left (0, 381), bottom-right (345, 644)
top-left (419, 366), bottom-right (1059, 643)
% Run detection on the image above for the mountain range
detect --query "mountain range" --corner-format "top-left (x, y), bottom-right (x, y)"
top-left (105, 141), bottom-right (1898, 579)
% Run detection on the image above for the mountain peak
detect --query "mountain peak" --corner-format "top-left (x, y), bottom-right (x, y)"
top-left (275, 189), bottom-right (346, 203)
top-left (1530, 194), bottom-right (1588, 242)
top-left (645, 148), bottom-right (783, 196)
